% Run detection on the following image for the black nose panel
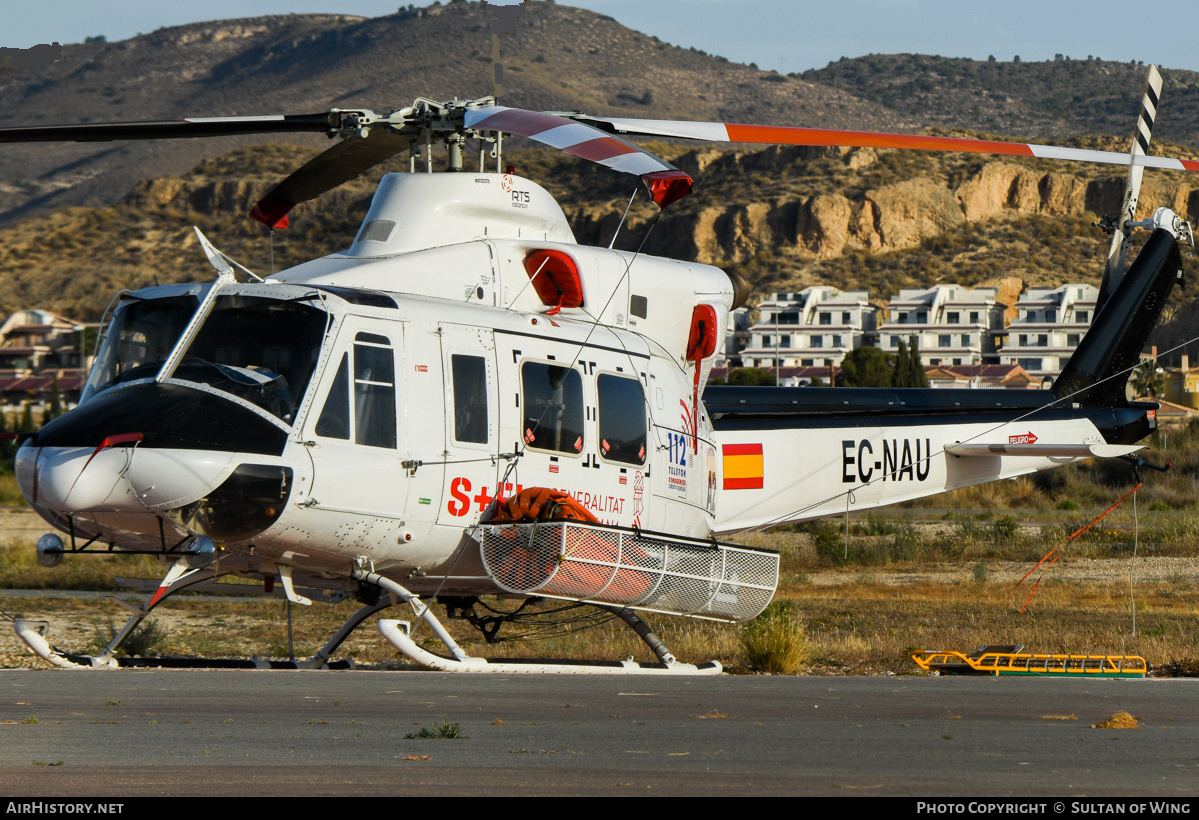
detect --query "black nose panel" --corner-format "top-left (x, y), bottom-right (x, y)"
top-left (33, 382), bottom-right (288, 456)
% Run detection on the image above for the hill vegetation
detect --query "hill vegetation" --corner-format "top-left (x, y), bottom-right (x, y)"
top-left (805, 54), bottom-right (1199, 145)
top-left (3, 3), bottom-right (1199, 349)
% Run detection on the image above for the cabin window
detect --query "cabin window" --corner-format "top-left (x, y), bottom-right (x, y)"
top-left (315, 354), bottom-right (351, 440)
top-left (314, 337), bottom-right (396, 448)
top-left (451, 354), bottom-right (489, 444)
top-left (630, 294), bottom-right (648, 319)
top-left (521, 361), bottom-right (584, 454)
top-left (353, 333), bottom-right (396, 449)
top-left (597, 374), bottom-right (647, 465)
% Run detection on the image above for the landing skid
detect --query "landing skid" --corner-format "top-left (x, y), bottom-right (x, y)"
top-left (14, 564), bottom-right (721, 674)
top-left (13, 558), bottom-right (388, 671)
top-left (356, 569), bottom-right (722, 675)
top-left (15, 561), bottom-right (228, 669)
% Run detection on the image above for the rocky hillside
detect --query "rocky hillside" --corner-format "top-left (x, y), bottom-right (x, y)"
top-left (4, 3), bottom-right (1199, 360)
top-left (3, 134), bottom-right (1197, 326)
top-left (9, 3), bottom-right (1199, 226)
top-left (0, 1), bottom-right (903, 223)
top-left (805, 54), bottom-right (1199, 145)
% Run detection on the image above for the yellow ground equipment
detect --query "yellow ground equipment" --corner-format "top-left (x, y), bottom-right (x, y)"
top-left (911, 644), bottom-right (1148, 677)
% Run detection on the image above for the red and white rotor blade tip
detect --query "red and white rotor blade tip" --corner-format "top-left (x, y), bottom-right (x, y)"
top-left (576, 114), bottom-right (1199, 173)
top-left (465, 106), bottom-right (692, 208)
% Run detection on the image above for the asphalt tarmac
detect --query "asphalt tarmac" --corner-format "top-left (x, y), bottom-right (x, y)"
top-left (2, 669), bottom-right (1198, 796)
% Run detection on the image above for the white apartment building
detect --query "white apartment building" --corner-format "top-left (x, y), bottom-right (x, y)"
top-left (997, 284), bottom-right (1098, 380)
top-left (715, 306), bottom-right (753, 368)
top-left (878, 285), bottom-right (1005, 366)
top-left (740, 288), bottom-right (877, 368)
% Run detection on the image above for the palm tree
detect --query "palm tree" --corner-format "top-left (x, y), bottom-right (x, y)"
top-left (1130, 359), bottom-right (1164, 399)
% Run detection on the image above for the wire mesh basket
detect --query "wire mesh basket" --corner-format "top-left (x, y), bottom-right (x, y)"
top-left (474, 521), bottom-right (778, 622)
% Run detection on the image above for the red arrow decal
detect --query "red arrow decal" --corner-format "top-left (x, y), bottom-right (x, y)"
top-left (1008, 432), bottom-right (1038, 445)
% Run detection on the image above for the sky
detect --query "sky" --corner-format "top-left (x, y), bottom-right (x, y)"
top-left (4, 0), bottom-right (1199, 75)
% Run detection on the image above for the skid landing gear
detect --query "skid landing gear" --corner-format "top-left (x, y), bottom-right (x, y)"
top-left (15, 558), bottom-right (228, 669)
top-left (14, 559), bottom-right (386, 670)
top-left (354, 569), bottom-right (721, 675)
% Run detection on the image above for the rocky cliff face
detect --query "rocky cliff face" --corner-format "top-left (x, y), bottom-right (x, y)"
top-left (565, 146), bottom-right (1199, 297)
top-left (4, 139), bottom-right (1199, 320)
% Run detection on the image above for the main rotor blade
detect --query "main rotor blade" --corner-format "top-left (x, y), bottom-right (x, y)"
top-left (0, 114), bottom-right (336, 143)
top-left (249, 129), bottom-right (410, 228)
top-left (574, 114), bottom-right (1199, 173)
top-left (465, 106), bottom-right (692, 208)
top-left (1097, 64), bottom-right (1165, 316)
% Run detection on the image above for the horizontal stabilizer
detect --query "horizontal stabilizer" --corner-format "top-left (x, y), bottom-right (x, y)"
top-left (944, 442), bottom-right (1143, 459)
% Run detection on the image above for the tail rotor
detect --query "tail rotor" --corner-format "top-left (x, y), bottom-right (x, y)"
top-left (1095, 64), bottom-right (1164, 316)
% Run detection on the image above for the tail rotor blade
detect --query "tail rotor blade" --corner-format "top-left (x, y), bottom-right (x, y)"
top-left (1097, 64), bottom-right (1164, 315)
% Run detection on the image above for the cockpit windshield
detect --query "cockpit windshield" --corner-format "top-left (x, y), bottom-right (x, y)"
top-left (168, 294), bottom-right (327, 424)
top-left (81, 294), bottom-right (199, 404)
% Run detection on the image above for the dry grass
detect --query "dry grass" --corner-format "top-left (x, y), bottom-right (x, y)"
top-left (2, 525), bottom-right (1198, 675)
top-left (738, 601), bottom-right (811, 674)
top-left (1092, 711), bottom-right (1139, 729)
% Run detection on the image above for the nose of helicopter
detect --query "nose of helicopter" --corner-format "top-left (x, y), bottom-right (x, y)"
top-left (16, 444), bottom-right (238, 514)
top-left (18, 381), bottom-right (294, 535)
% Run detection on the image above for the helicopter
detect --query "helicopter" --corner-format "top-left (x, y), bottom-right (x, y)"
top-left (0, 65), bottom-right (1194, 674)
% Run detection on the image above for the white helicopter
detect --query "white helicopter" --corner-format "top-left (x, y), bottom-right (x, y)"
top-left (1, 66), bottom-right (1194, 673)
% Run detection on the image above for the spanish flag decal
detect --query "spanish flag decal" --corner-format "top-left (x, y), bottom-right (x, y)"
top-left (722, 443), bottom-right (764, 490)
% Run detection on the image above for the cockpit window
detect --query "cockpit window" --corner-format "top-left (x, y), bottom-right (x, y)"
top-left (81, 295), bottom-right (199, 404)
top-left (171, 295), bottom-right (326, 424)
